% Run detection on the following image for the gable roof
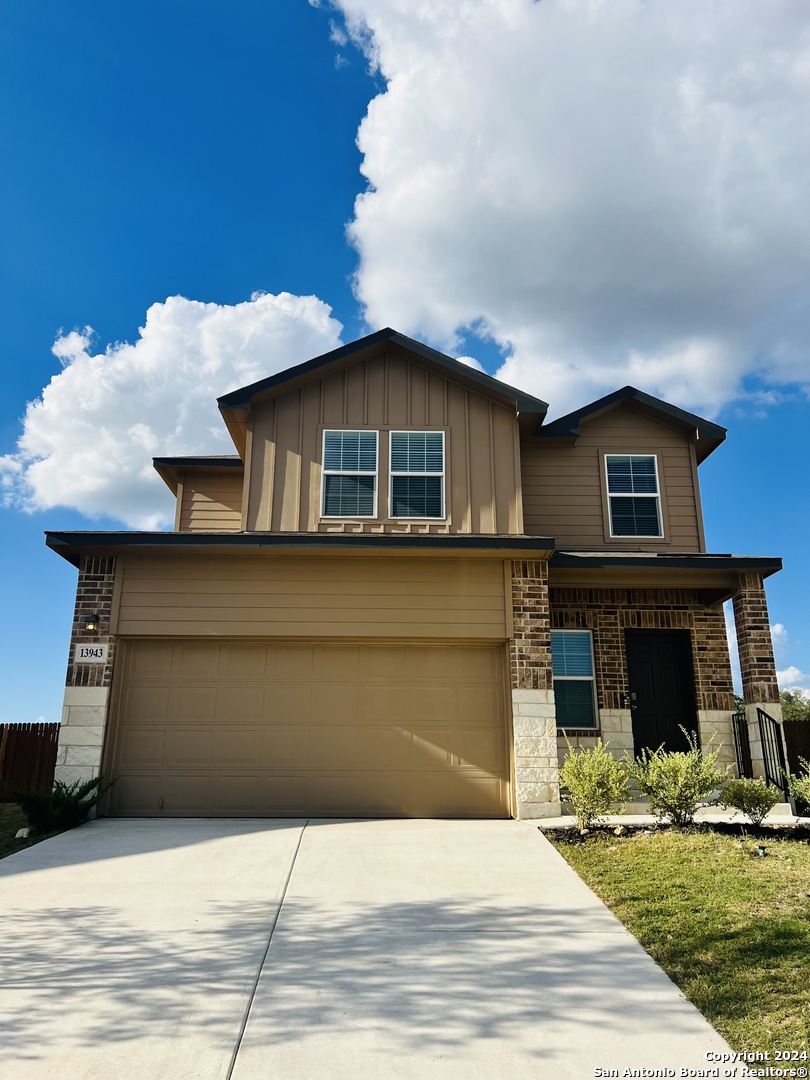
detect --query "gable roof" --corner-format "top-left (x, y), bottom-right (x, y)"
top-left (219, 327), bottom-right (548, 414)
top-left (537, 386), bottom-right (726, 463)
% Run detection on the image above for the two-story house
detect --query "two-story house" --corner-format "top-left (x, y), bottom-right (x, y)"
top-left (47, 329), bottom-right (783, 818)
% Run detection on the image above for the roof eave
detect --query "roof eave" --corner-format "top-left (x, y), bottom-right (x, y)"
top-left (45, 530), bottom-right (558, 566)
top-left (217, 328), bottom-right (549, 420)
top-left (538, 386), bottom-right (727, 462)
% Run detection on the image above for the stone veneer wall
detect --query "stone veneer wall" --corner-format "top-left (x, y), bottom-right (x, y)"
top-left (54, 556), bottom-right (117, 787)
top-left (551, 587), bottom-right (737, 771)
top-left (509, 560), bottom-right (560, 818)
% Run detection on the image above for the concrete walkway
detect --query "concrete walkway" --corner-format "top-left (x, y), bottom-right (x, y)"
top-left (0, 819), bottom-right (731, 1079)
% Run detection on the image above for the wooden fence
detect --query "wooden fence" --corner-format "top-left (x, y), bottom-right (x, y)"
top-left (0, 723), bottom-right (60, 800)
top-left (784, 720), bottom-right (810, 775)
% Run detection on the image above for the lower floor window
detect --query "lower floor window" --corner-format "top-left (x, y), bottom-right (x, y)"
top-left (551, 629), bottom-right (597, 728)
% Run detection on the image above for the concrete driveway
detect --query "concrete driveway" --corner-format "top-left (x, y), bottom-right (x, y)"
top-left (0, 818), bottom-right (731, 1079)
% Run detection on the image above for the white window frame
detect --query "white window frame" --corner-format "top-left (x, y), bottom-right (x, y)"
top-left (605, 454), bottom-right (663, 539)
top-left (551, 629), bottom-right (598, 730)
top-left (388, 430), bottom-right (446, 520)
top-left (320, 429), bottom-right (379, 519)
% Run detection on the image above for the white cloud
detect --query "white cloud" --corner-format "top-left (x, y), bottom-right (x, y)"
top-left (777, 666), bottom-right (810, 690)
top-left (335, 0), bottom-right (810, 416)
top-left (771, 623), bottom-right (789, 650)
top-left (455, 355), bottom-right (485, 372)
top-left (1, 293), bottom-right (343, 529)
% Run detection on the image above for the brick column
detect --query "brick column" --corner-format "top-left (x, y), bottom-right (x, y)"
top-left (509, 559), bottom-right (560, 818)
top-left (732, 573), bottom-right (782, 781)
top-left (54, 555), bottom-right (117, 788)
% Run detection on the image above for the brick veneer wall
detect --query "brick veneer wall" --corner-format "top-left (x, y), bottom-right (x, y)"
top-left (732, 572), bottom-right (780, 705)
top-left (510, 560), bottom-right (553, 691)
top-left (549, 586), bottom-right (735, 713)
top-left (509, 560), bottom-right (559, 818)
top-left (65, 555), bottom-right (117, 688)
top-left (54, 555), bottom-right (117, 789)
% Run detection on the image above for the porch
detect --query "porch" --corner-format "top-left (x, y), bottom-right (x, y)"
top-left (545, 555), bottom-right (784, 792)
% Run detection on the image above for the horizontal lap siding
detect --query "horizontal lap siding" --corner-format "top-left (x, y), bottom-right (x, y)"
top-left (116, 555), bottom-right (508, 638)
top-left (521, 406), bottom-right (703, 551)
top-left (178, 472), bottom-right (244, 532)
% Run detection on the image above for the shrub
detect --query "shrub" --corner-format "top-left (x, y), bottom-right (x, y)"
top-left (717, 777), bottom-right (781, 826)
top-left (14, 776), bottom-right (115, 835)
top-left (628, 731), bottom-right (729, 827)
top-left (559, 739), bottom-right (631, 829)
top-left (786, 756), bottom-right (810, 814)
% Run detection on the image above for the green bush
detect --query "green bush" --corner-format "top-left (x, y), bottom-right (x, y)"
top-left (559, 739), bottom-right (631, 829)
top-left (628, 731), bottom-right (729, 827)
top-left (786, 756), bottom-right (810, 814)
top-left (717, 777), bottom-right (781, 826)
top-left (14, 776), bottom-right (115, 835)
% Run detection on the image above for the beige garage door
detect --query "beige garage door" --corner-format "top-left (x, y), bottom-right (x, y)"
top-left (105, 640), bottom-right (510, 817)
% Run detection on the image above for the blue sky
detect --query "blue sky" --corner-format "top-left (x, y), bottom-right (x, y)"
top-left (1, 0), bottom-right (808, 725)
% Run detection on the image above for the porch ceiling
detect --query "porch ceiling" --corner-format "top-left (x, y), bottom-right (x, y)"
top-left (549, 551), bottom-right (782, 604)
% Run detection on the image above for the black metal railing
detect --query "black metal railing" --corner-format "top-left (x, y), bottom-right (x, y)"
top-left (732, 710), bottom-right (753, 779)
top-left (757, 707), bottom-right (789, 798)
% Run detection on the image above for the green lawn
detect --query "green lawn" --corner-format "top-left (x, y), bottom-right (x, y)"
top-left (550, 828), bottom-right (810, 1055)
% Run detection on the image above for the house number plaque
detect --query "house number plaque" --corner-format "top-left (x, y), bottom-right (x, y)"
top-left (73, 644), bottom-right (108, 664)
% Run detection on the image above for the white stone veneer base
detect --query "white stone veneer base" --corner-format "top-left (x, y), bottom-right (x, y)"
top-left (54, 686), bottom-right (110, 788)
top-left (696, 710), bottom-right (737, 771)
top-left (512, 688), bottom-right (561, 819)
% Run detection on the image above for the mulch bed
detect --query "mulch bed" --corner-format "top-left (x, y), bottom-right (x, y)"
top-left (544, 820), bottom-right (810, 845)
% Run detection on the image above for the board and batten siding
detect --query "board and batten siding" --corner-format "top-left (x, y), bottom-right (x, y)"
top-left (115, 554), bottom-right (509, 639)
top-left (244, 349), bottom-right (523, 535)
top-left (177, 471), bottom-right (244, 532)
top-left (520, 405), bottom-right (705, 551)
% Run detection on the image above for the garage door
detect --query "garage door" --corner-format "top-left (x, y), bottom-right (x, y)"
top-left (105, 640), bottom-right (510, 817)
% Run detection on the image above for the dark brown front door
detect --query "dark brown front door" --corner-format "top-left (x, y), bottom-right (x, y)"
top-left (624, 629), bottom-right (698, 755)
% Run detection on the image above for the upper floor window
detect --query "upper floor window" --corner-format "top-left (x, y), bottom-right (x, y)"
top-left (390, 431), bottom-right (445, 518)
top-left (605, 454), bottom-right (662, 538)
top-left (322, 430), bottom-right (378, 517)
top-left (551, 629), bottom-right (597, 728)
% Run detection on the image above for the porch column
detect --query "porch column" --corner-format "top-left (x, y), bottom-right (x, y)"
top-left (509, 559), bottom-right (561, 819)
top-left (54, 556), bottom-right (117, 788)
top-left (732, 572), bottom-right (782, 781)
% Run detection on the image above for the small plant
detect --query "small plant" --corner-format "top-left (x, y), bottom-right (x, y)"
top-left (14, 776), bottom-right (115, 835)
top-left (717, 777), bottom-right (781, 826)
top-left (786, 756), bottom-right (810, 815)
top-left (628, 730), bottom-right (729, 827)
top-left (559, 739), bottom-right (631, 829)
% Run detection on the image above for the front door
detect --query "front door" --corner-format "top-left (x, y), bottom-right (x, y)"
top-left (624, 629), bottom-right (698, 755)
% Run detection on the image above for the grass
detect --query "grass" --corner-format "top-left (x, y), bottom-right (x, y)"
top-left (0, 801), bottom-right (64, 860)
top-left (550, 827), bottom-right (810, 1055)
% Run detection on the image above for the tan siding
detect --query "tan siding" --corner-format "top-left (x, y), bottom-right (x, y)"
top-left (274, 388), bottom-right (302, 531)
top-left (116, 554), bottom-right (508, 638)
top-left (410, 363), bottom-right (428, 426)
top-left (178, 471), bottom-right (244, 533)
top-left (300, 380), bottom-right (321, 530)
top-left (521, 405), bottom-right (704, 551)
top-left (244, 345), bottom-right (522, 534)
top-left (246, 399), bottom-right (275, 531)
